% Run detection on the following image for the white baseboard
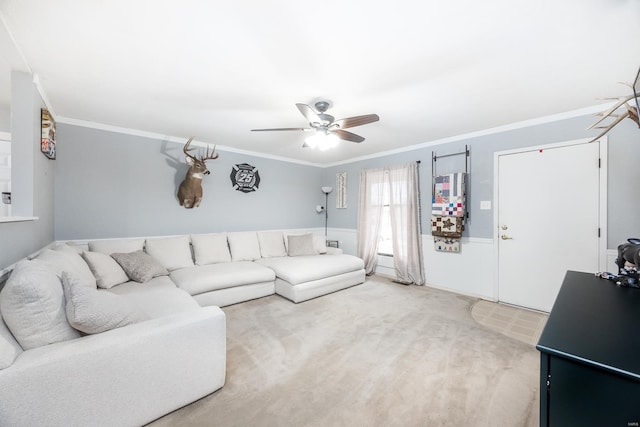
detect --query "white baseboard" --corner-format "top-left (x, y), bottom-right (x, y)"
top-left (330, 228), bottom-right (496, 300)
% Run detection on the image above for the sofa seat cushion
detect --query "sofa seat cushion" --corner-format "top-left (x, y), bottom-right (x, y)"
top-left (170, 262), bottom-right (276, 296)
top-left (105, 276), bottom-right (199, 319)
top-left (256, 254), bottom-right (364, 285)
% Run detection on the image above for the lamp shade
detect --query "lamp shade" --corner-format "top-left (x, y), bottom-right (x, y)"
top-left (321, 186), bottom-right (333, 194)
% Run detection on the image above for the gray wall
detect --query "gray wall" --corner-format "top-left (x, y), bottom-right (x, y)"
top-left (323, 114), bottom-right (640, 248)
top-left (54, 124), bottom-right (326, 240)
top-left (0, 106), bottom-right (10, 132)
top-left (0, 71), bottom-right (55, 269)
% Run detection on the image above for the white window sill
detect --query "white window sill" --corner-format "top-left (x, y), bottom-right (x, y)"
top-left (0, 216), bottom-right (39, 223)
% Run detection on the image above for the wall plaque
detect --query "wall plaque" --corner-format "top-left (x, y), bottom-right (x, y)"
top-left (230, 163), bottom-right (260, 193)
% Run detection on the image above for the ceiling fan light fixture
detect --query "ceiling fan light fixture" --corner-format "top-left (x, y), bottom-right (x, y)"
top-left (305, 132), bottom-right (340, 151)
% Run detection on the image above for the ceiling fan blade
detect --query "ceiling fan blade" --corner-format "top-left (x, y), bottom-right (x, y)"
top-left (332, 129), bottom-right (365, 143)
top-left (251, 127), bottom-right (308, 132)
top-left (333, 114), bottom-right (379, 129)
top-left (296, 103), bottom-right (322, 124)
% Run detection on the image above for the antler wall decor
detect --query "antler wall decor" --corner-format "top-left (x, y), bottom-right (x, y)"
top-left (588, 67), bottom-right (640, 142)
top-left (177, 137), bottom-right (219, 208)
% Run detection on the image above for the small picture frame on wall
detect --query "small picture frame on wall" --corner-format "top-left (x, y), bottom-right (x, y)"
top-left (336, 172), bottom-right (347, 209)
top-left (41, 108), bottom-right (56, 160)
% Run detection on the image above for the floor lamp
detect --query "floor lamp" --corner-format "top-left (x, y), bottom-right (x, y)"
top-left (321, 186), bottom-right (333, 237)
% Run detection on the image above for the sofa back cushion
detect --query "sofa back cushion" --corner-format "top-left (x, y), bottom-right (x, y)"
top-left (0, 260), bottom-right (81, 350)
top-left (36, 248), bottom-right (97, 288)
top-left (227, 232), bottom-right (261, 261)
top-left (257, 231), bottom-right (287, 258)
top-left (88, 238), bottom-right (145, 255)
top-left (0, 318), bottom-right (23, 370)
top-left (191, 233), bottom-right (231, 265)
top-left (81, 251), bottom-right (129, 289)
top-left (144, 236), bottom-right (194, 271)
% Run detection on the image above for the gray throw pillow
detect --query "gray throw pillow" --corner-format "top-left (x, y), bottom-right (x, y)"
top-left (62, 272), bottom-right (147, 334)
top-left (110, 250), bottom-right (169, 283)
top-left (287, 233), bottom-right (317, 257)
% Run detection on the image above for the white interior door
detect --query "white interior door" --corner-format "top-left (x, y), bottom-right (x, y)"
top-left (497, 141), bottom-right (602, 312)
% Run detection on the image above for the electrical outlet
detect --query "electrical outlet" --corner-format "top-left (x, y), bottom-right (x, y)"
top-left (480, 201), bottom-right (491, 210)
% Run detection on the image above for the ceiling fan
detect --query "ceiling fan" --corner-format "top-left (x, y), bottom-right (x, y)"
top-left (251, 101), bottom-right (380, 148)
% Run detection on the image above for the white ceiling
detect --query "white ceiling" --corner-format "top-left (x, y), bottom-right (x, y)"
top-left (0, 0), bottom-right (638, 165)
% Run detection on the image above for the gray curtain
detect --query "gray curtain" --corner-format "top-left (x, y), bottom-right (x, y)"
top-left (357, 163), bottom-right (425, 285)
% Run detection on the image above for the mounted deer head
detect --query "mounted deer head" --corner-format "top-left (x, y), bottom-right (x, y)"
top-left (177, 137), bottom-right (219, 208)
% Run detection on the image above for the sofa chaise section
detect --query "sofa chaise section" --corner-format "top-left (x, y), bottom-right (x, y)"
top-left (257, 251), bottom-right (366, 303)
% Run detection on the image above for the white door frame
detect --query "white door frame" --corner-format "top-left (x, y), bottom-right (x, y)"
top-left (492, 137), bottom-right (608, 301)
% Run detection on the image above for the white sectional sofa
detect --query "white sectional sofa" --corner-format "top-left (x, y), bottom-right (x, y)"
top-left (0, 230), bottom-right (365, 426)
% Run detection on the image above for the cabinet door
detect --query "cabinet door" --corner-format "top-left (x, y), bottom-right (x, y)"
top-left (549, 356), bottom-right (640, 426)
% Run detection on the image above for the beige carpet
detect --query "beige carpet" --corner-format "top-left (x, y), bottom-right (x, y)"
top-left (149, 276), bottom-right (539, 427)
top-left (471, 300), bottom-right (548, 346)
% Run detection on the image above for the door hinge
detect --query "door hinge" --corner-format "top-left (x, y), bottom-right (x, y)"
top-left (598, 158), bottom-right (601, 168)
top-left (546, 373), bottom-right (551, 391)
top-left (598, 228), bottom-right (601, 238)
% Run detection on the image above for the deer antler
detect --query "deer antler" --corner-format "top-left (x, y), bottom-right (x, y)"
top-left (587, 93), bottom-right (640, 143)
top-left (200, 144), bottom-right (219, 161)
top-left (183, 137), bottom-right (198, 161)
top-left (183, 136), bottom-right (219, 161)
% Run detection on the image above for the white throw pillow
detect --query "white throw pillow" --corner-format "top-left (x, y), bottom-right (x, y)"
top-left (0, 260), bottom-right (81, 350)
top-left (227, 232), bottom-right (261, 261)
top-left (36, 248), bottom-right (97, 288)
top-left (81, 251), bottom-right (129, 289)
top-left (287, 233), bottom-right (317, 257)
top-left (312, 233), bottom-right (328, 254)
top-left (191, 233), bottom-right (231, 265)
top-left (0, 316), bottom-right (24, 369)
top-left (88, 238), bottom-right (145, 255)
top-left (62, 272), bottom-right (147, 334)
top-left (145, 236), bottom-right (194, 271)
top-left (257, 231), bottom-right (287, 258)
top-left (111, 250), bottom-right (169, 283)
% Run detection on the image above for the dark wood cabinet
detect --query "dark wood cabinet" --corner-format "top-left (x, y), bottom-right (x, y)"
top-left (536, 271), bottom-right (640, 426)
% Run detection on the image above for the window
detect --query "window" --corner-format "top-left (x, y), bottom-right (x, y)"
top-left (0, 133), bottom-right (10, 217)
top-left (378, 204), bottom-right (393, 256)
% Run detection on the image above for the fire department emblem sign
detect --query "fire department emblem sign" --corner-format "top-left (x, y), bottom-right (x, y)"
top-left (230, 163), bottom-right (260, 193)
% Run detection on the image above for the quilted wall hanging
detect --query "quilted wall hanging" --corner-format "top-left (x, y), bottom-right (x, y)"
top-left (431, 146), bottom-right (469, 252)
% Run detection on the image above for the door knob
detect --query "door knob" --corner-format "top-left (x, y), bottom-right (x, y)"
top-left (501, 234), bottom-right (513, 240)
top-left (501, 225), bottom-right (508, 230)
